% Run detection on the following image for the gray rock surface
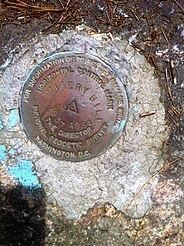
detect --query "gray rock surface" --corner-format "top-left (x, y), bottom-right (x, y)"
top-left (1, 26), bottom-right (167, 219)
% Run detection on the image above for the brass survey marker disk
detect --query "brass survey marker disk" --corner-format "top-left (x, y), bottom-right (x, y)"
top-left (20, 52), bottom-right (128, 161)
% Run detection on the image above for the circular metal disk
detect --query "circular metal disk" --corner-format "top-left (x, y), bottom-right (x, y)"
top-left (20, 52), bottom-right (128, 161)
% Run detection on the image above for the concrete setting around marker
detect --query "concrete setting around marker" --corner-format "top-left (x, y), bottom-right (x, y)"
top-left (0, 26), bottom-right (167, 219)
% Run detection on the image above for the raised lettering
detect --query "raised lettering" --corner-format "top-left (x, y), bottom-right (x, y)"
top-left (115, 107), bottom-right (124, 126)
top-left (58, 126), bottom-right (93, 139)
top-left (49, 135), bottom-right (82, 149)
top-left (23, 89), bottom-right (31, 103)
top-left (90, 94), bottom-right (97, 102)
top-left (86, 123), bottom-right (108, 145)
top-left (104, 89), bottom-right (114, 109)
top-left (36, 66), bottom-right (74, 93)
top-left (35, 136), bottom-right (77, 159)
top-left (95, 110), bottom-right (102, 116)
top-left (45, 116), bottom-right (58, 133)
top-left (94, 103), bottom-right (101, 107)
top-left (32, 106), bottom-right (47, 136)
top-left (77, 67), bottom-right (105, 88)
top-left (75, 83), bottom-right (81, 91)
top-left (78, 150), bottom-right (91, 158)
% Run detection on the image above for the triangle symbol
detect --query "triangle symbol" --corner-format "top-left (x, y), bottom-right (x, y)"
top-left (65, 100), bottom-right (79, 113)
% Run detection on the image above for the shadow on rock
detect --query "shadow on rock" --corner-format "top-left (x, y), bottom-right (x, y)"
top-left (0, 183), bottom-right (46, 246)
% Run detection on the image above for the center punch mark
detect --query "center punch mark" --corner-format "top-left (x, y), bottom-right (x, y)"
top-left (65, 100), bottom-right (79, 113)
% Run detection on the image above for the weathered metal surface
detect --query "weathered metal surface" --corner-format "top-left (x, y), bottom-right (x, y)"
top-left (20, 52), bottom-right (128, 161)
